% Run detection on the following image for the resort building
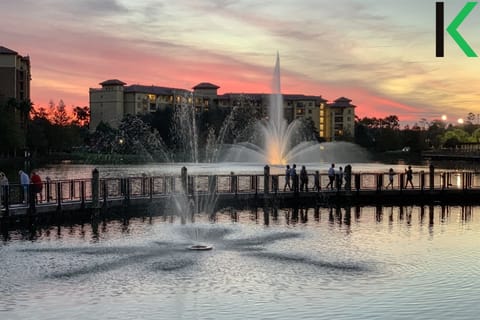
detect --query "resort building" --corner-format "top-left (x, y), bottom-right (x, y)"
top-left (324, 97), bottom-right (356, 141)
top-left (0, 46), bottom-right (31, 103)
top-left (89, 79), bottom-right (355, 140)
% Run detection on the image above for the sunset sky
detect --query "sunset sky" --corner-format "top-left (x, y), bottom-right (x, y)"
top-left (2, 0), bottom-right (480, 124)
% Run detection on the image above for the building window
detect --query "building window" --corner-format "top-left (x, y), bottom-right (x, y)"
top-left (308, 109), bottom-right (312, 114)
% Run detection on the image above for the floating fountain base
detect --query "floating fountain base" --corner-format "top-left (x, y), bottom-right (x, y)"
top-left (188, 245), bottom-right (213, 251)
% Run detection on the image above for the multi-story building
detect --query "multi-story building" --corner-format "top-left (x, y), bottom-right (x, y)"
top-left (89, 79), bottom-right (355, 140)
top-left (0, 46), bottom-right (31, 103)
top-left (89, 80), bottom-right (190, 131)
top-left (324, 97), bottom-right (356, 141)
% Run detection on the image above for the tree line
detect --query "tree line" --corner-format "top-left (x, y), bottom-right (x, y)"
top-left (2, 97), bottom-right (478, 162)
top-left (354, 114), bottom-right (480, 153)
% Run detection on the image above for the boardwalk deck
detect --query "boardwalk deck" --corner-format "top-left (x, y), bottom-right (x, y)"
top-left (1, 167), bottom-right (479, 221)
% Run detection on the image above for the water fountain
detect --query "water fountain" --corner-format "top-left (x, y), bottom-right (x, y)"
top-left (222, 52), bottom-right (367, 165)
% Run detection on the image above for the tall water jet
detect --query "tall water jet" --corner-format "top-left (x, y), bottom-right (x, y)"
top-left (265, 52), bottom-right (289, 164)
top-left (222, 53), bottom-right (368, 165)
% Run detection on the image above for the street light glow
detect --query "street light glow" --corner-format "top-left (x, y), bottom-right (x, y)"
top-left (457, 118), bottom-right (464, 124)
top-left (441, 114), bottom-right (447, 121)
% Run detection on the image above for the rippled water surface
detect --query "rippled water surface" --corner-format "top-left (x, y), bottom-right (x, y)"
top-left (1, 205), bottom-right (479, 320)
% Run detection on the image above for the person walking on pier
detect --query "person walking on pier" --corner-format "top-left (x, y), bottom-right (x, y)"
top-left (300, 165), bottom-right (309, 192)
top-left (291, 164), bottom-right (299, 192)
top-left (19, 170), bottom-right (29, 203)
top-left (314, 170), bottom-right (320, 191)
top-left (386, 168), bottom-right (395, 189)
top-left (405, 166), bottom-right (414, 189)
top-left (0, 172), bottom-right (9, 208)
top-left (326, 163), bottom-right (335, 190)
top-left (283, 165), bottom-right (292, 191)
top-left (30, 171), bottom-right (43, 203)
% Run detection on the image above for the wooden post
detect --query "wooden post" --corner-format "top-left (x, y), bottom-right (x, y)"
top-left (91, 168), bottom-right (100, 212)
top-left (141, 174), bottom-right (147, 196)
top-left (102, 181), bottom-right (108, 210)
top-left (208, 175), bottom-right (217, 195)
top-left (149, 177), bottom-right (154, 201)
top-left (181, 166), bottom-right (188, 193)
top-left (429, 165), bottom-right (435, 191)
top-left (70, 180), bottom-right (75, 200)
top-left (264, 165), bottom-right (270, 195)
top-left (124, 178), bottom-right (131, 206)
top-left (420, 171), bottom-right (425, 191)
top-left (376, 173), bottom-right (383, 192)
top-left (46, 177), bottom-right (51, 202)
top-left (170, 176), bottom-right (175, 193)
top-left (56, 182), bottom-right (62, 213)
top-left (355, 174), bottom-right (361, 194)
top-left (80, 181), bottom-right (86, 210)
top-left (230, 172), bottom-right (237, 195)
top-left (272, 175), bottom-right (278, 194)
top-left (28, 183), bottom-right (36, 215)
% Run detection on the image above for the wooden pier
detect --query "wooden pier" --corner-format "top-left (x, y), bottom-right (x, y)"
top-left (1, 166), bottom-right (480, 221)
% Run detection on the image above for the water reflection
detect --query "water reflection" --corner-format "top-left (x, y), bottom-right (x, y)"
top-left (1, 205), bottom-right (479, 320)
top-left (1, 205), bottom-right (476, 242)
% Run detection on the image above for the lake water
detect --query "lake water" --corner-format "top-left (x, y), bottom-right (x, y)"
top-left (1, 204), bottom-right (479, 320)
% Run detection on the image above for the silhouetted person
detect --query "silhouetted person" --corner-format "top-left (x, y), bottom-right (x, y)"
top-left (314, 170), bottom-right (320, 191)
top-left (386, 168), bottom-right (395, 189)
top-left (344, 165), bottom-right (352, 190)
top-left (291, 164), bottom-right (299, 193)
top-left (326, 163), bottom-right (335, 190)
top-left (18, 170), bottom-right (29, 203)
top-left (283, 165), bottom-right (291, 191)
top-left (30, 171), bottom-right (43, 203)
top-left (405, 166), bottom-right (414, 189)
top-left (300, 165), bottom-right (308, 192)
top-left (336, 166), bottom-right (343, 190)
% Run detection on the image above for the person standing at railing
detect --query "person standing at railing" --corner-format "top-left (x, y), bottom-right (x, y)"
top-left (30, 171), bottom-right (43, 203)
top-left (336, 167), bottom-right (344, 191)
top-left (344, 165), bottom-right (352, 190)
top-left (300, 165), bottom-right (309, 192)
top-left (18, 170), bottom-right (29, 203)
top-left (0, 172), bottom-right (9, 208)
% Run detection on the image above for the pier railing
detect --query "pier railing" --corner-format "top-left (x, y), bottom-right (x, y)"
top-left (1, 168), bottom-right (480, 216)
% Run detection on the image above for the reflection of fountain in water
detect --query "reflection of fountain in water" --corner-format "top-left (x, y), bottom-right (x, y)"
top-left (223, 53), bottom-right (368, 165)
